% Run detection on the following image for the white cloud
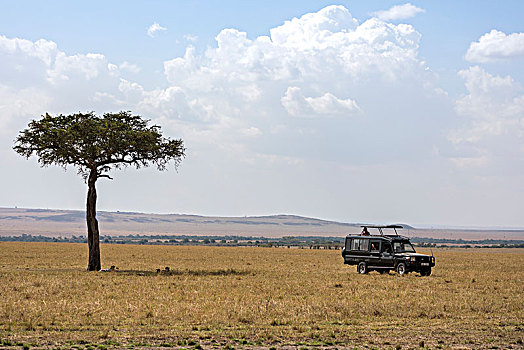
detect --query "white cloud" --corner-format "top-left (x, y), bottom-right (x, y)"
top-left (0, 35), bottom-right (130, 133)
top-left (449, 66), bottom-right (524, 167)
top-left (0, 85), bottom-right (50, 135)
top-left (147, 22), bottom-right (167, 38)
top-left (183, 34), bottom-right (198, 42)
top-left (373, 3), bottom-right (425, 21)
top-left (241, 127), bottom-right (262, 137)
top-left (306, 92), bottom-right (360, 115)
top-left (456, 66), bottom-right (524, 123)
top-left (269, 5), bottom-right (359, 48)
top-left (0, 35), bottom-right (58, 66)
top-left (119, 61), bottom-right (141, 73)
top-left (281, 87), bottom-right (359, 117)
top-left (158, 5), bottom-right (436, 163)
top-left (118, 79), bottom-right (192, 120)
top-left (165, 6), bottom-right (423, 86)
top-left (47, 52), bottom-right (109, 84)
top-left (164, 8), bottom-right (424, 85)
top-left (0, 36), bottom-right (119, 87)
top-left (449, 153), bottom-right (490, 168)
top-left (0, 5), bottom-right (438, 171)
top-left (465, 30), bottom-right (524, 63)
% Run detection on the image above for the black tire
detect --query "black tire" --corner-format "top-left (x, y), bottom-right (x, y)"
top-left (357, 262), bottom-right (368, 274)
top-left (396, 262), bottom-right (407, 275)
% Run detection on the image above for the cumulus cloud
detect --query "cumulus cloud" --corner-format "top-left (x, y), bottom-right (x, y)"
top-left (373, 3), bottom-right (425, 21)
top-left (147, 22), bottom-right (167, 38)
top-left (465, 30), bottom-right (524, 63)
top-left (0, 5), bottom-right (438, 167)
top-left (0, 35), bottom-right (119, 87)
top-left (0, 35), bottom-right (129, 134)
top-left (47, 52), bottom-right (112, 84)
top-left (456, 66), bottom-right (523, 122)
top-left (449, 66), bottom-right (524, 167)
top-left (158, 5), bottom-right (437, 162)
top-left (281, 87), bottom-right (359, 117)
top-left (165, 6), bottom-right (423, 86)
top-left (269, 5), bottom-right (359, 48)
top-left (0, 35), bottom-right (58, 66)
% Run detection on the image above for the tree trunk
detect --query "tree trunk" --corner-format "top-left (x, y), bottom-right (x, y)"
top-left (86, 169), bottom-right (101, 271)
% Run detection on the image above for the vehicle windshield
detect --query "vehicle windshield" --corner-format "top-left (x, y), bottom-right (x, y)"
top-left (393, 241), bottom-right (416, 253)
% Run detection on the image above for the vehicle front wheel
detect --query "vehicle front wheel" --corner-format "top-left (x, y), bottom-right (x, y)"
top-left (396, 263), bottom-right (407, 275)
top-left (357, 262), bottom-right (368, 274)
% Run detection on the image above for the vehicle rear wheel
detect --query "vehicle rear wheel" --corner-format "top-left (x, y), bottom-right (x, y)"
top-left (357, 262), bottom-right (368, 274)
top-left (396, 263), bottom-right (407, 275)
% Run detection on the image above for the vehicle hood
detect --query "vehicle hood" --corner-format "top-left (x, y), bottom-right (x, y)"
top-left (396, 252), bottom-right (431, 258)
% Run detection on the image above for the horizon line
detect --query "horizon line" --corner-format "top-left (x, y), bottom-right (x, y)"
top-left (2, 206), bottom-right (524, 232)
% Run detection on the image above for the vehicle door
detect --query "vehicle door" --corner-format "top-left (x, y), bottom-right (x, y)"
top-left (380, 241), bottom-right (395, 268)
top-left (368, 239), bottom-right (382, 267)
top-left (351, 238), bottom-right (369, 262)
top-left (343, 238), bottom-right (352, 262)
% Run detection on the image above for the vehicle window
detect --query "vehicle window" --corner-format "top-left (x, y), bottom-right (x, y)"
top-left (393, 241), bottom-right (416, 253)
top-left (351, 239), bottom-right (369, 251)
top-left (370, 241), bottom-right (380, 252)
top-left (403, 243), bottom-right (415, 252)
top-left (383, 243), bottom-right (392, 254)
top-left (345, 239), bottom-right (352, 251)
top-left (393, 242), bottom-right (401, 252)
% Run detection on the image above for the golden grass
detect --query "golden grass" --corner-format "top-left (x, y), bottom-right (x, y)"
top-left (0, 242), bottom-right (523, 349)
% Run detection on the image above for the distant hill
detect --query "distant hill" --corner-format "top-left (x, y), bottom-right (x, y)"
top-left (0, 208), bottom-right (362, 238)
top-left (0, 207), bottom-right (522, 240)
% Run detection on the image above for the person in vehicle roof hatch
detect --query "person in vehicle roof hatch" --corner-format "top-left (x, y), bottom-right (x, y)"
top-left (361, 227), bottom-right (370, 236)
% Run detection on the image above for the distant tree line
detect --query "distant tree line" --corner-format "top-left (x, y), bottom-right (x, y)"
top-left (0, 234), bottom-right (345, 249)
top-left (409, 237), bottom-right (524, 248)
top-left (1, 234), bottom-right (523, 248)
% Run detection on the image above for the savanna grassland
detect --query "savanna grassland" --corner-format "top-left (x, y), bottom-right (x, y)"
top-left (0, 242), bottom-right (522, 349)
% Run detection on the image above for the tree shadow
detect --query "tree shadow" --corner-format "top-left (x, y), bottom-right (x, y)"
top-left (105, 268), bottom-right (252, 277)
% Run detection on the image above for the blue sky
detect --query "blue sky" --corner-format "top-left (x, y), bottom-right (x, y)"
top-left (1, 1), bottom-right (523, 228)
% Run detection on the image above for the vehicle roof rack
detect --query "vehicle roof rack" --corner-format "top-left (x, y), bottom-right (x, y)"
top-left (361, 225), bottom-right (403, 236)
top-left (361, 225), bottom-right (403, 229)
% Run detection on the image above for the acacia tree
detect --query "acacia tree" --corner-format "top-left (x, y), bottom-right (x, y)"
top-left (14, 111), bottom-right (185, 271)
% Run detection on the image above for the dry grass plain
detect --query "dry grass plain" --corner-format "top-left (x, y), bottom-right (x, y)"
top-left (0, 242), bottom-right (522, 349)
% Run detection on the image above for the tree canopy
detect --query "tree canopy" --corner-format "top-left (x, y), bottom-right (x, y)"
top-left (14, 111), bottom-right (185, 178)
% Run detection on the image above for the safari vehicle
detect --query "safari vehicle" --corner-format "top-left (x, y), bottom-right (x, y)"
top-left (341, 225), bottom-right (435, 276)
